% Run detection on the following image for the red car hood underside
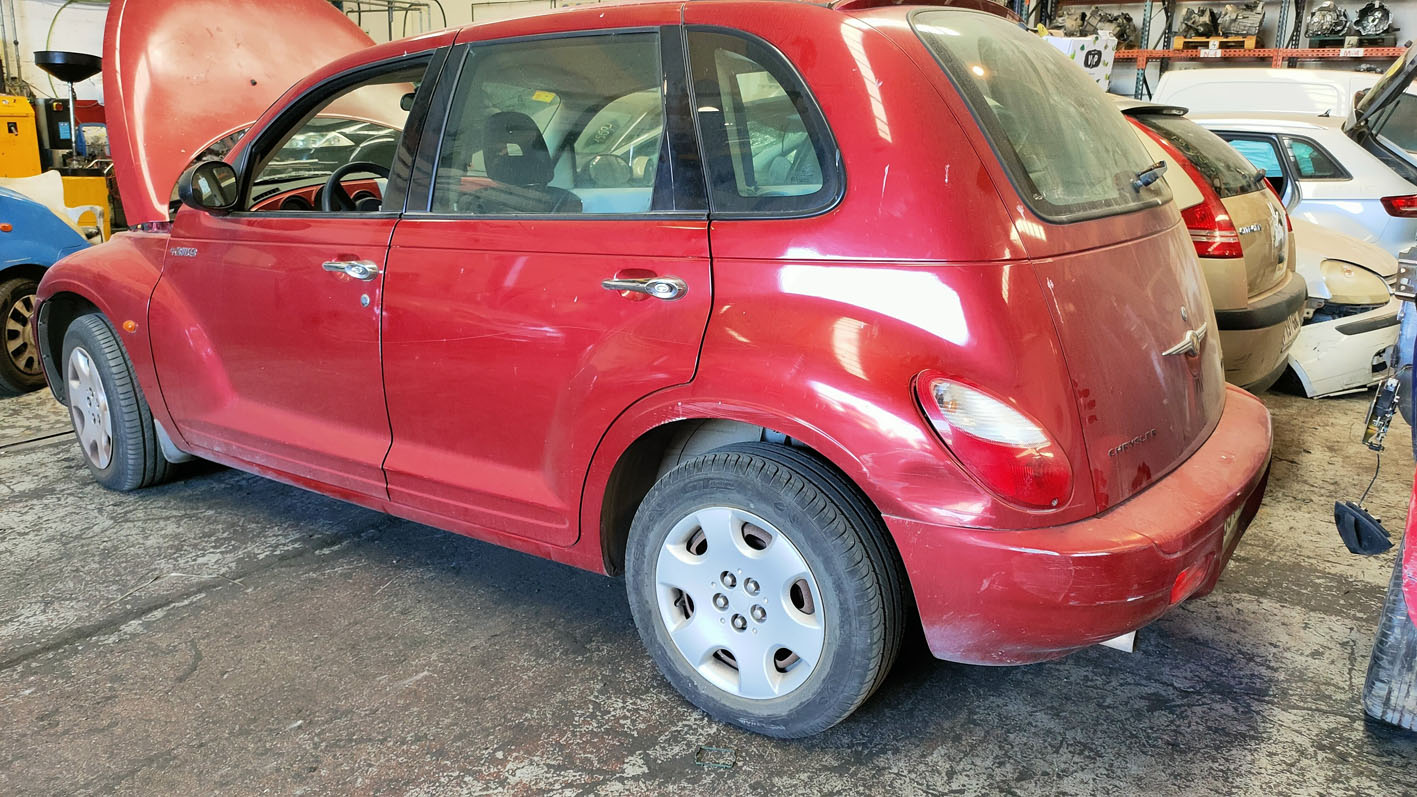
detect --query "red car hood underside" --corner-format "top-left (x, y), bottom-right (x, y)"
top-left (104, 0), bottom-right (374, 224)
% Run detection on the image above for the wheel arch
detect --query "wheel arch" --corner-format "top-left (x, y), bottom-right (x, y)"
top-left (1284, 355), bottom-right (1318, 398)
top-left (592, 410), bottom-right (883, 577)
top-left (0, 262), bottom-right (49, 285)
top-left (36, 290), bottom-right (101, 403)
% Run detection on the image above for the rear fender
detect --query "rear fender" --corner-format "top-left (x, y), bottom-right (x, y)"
top-left (578, 259), bottom-right (1097, 574)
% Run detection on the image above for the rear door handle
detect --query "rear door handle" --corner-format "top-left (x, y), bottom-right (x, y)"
top-left (322, 259), bottom-right (380, 281)
top-left (601, 276), bottom-right (688, 301)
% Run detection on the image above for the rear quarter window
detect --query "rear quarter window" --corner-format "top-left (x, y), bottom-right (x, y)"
top-left (912, 9), bottom-right (1169, 222)
top-left (1134, 114), bottom-right (1266, 199)
top-left (1285, 137), bottom-right (1347, 179)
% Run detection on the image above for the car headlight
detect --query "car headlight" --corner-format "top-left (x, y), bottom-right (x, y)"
top-left (1320, 259), bottom-right (1391, 305)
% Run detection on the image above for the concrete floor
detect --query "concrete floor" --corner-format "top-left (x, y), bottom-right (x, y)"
top-left (1, 387), bottom-right (1415, 795)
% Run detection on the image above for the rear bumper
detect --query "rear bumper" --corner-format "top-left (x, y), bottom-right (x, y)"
top-left (1214, 271), bottom-right (1308, 331)
top-left (887, 384), bottom-right (1272, 665)
top-left (1217, 272), bottom-right (1307, 389)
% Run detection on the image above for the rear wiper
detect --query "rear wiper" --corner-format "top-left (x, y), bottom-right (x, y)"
top-left (1132, 160), bottom-right (1168, 192)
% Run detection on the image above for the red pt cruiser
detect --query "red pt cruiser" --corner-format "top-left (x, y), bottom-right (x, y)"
top-left (34, 0), bottom-right (1273, 736)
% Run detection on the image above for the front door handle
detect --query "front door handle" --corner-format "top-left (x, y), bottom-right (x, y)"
top-left (322, 259), bottom-right (380, 281)
top-left (601, 275), bottom-right (688, 301)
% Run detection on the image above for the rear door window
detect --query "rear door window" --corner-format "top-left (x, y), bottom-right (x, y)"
top-left (1219, 134), bottom-right (1294, 200)
top-left (686, 28), bottom-right (840, 216)
top-left (912, 9), bottom-right (1168, 222)
top-left (1133, 114), bottom-right (1266, 199)
top-left (1224, 137), bottom-right (1286, 179)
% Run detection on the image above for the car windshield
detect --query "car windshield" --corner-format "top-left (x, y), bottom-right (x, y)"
top-left (911, 9), bottom-right (1168, 222)
top-left (1134, 114), bottom-right (1267, 198)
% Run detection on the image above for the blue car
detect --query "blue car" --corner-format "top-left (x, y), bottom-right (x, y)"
top-left (0, 185), bottom-right (90, 395)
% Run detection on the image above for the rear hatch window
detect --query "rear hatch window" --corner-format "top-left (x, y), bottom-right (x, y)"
top-left (911, 9), bottom-right (1170, 223)
top-left (1133, 114), bottom-right (1266, 199)
top-left (1370, 93), bottom-right (1417, 154)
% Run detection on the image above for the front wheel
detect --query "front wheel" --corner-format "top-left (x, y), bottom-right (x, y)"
top-left (0, 276), bottom-right (46, 396)
top-left (61, 314), bottom-right (172, 491)
top-left (625, 443), bottom-right (905, 738)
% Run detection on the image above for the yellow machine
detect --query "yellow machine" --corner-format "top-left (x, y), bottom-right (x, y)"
top-left (0, 95), bottom-right (42, 178)
top-left (61, 175), bottom-right (111, 238)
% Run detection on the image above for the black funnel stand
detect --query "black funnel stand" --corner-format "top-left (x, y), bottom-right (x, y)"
top-left (32, 51), bottom-right (102, 160)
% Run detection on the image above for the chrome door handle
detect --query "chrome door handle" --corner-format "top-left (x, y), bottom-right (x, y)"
top-left (601, 276), bottom-right (688, 301)
top-left (322, 259), bottom-right (380, 281)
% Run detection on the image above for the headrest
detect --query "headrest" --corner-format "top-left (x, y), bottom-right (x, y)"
top-left (484, 111), bottom-right (554, 187)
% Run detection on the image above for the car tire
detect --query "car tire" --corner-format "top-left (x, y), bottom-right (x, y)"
top-left (0, 276), bottom-right (46, 396)
top-left (625, 442), bottom-right (905, 738)
top-left (61, 313), bottom-right (172, 491)
top-left (1363, 536), bottom-right (1417, 731)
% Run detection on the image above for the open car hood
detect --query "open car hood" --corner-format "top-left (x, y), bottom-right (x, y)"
top-left (1346, 44), bottom-right (1417, 133)
top-left (105, 0), bottom-right (374, 224)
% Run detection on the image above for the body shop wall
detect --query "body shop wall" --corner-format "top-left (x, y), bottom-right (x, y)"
top-left (7, 0), bottom-right (106, 102)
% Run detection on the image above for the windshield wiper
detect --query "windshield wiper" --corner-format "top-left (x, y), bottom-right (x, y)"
top-left (1131, 160), bottom-right (1168, 192)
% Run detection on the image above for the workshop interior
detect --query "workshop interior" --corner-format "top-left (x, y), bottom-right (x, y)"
top-left (1, 0), bottom-right (1416, 792)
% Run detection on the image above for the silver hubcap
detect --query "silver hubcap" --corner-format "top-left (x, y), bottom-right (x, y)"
top-left (4, 292), bottom-right (40, 375)
top-left (67, 346), bottom-right (113, 469)
top-left (655, 507), bottom-right (825, 700)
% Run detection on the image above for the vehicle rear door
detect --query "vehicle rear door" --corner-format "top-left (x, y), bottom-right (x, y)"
top-left (380, 24), bottom-right (711, 546)
top-left (150, 52), bottom-right (443, 499)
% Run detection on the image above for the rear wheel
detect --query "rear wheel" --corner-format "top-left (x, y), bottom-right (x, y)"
top-left (0, 277), bottom-right (45, 396)
top-left (1364, 537), bottom-right (1417, 730)
top-left (625, 442), bottom-right (904, 738)
top-left (61, 314), bottom-right (172, 491)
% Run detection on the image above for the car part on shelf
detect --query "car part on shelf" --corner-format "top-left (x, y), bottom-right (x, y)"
top-left (1178, 7), bottom-right (1220, 38)
top-left (1092, 10), bottom-right (1139, 48)
top-left (1219, 1), bottom-right (1265, 36)
top-left (1355, 0), bottom-right (1394, 35)
top-left (1059, 7), bottom-right (1092, 36)
top-left (1305, 1), bottom-right (1350, 37)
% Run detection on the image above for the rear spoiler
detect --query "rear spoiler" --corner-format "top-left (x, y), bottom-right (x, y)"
top-left (829, 0), bottom-right (1020, 22)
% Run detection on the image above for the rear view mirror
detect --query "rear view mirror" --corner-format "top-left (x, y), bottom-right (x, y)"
top-left (177, 160), bottom-right (239, 214)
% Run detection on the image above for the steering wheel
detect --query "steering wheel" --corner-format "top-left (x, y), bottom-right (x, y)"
top-left (321, 161), bottom-right (391, 212)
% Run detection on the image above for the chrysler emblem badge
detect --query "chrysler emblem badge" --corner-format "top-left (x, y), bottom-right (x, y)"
top-left (1164, 308), bottom-right (1208, 358)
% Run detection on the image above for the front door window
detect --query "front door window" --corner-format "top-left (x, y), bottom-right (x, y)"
top-left (246, 63), bottom-right (427, 213)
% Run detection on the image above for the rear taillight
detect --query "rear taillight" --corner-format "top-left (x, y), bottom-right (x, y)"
top-left (1180, 199), bottom-right (1244, 259)
top-left (1132, 121), bottom-right (1246, 259)
top-left (1381, 195), bottom-right (1417, 218)
top-left (914, 373), bottom-right (1072, 509)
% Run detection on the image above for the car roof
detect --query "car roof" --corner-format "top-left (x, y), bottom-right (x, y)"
top-left (1157, 66), bottom-right (1381, 85)
top-left (1185, 111), bottom-right (1348, 131)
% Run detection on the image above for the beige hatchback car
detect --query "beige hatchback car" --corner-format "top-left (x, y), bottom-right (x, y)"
top-left (1120, 100), bottom-right (1306, 391)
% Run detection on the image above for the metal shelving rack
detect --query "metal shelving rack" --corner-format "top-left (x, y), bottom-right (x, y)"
top-left (1041, 0), bottom-right (1410, 96)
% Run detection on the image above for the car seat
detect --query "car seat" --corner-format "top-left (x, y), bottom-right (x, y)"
top-left (459, 112), bottom-right (582, 214)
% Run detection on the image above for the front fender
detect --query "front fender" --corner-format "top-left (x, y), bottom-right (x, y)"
top-left (35, 231), bottom-right (178, 437)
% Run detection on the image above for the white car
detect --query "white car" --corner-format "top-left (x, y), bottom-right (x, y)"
top-left (1187, 113), bottom-right (1417, 258)
top-left (1288, 219), bottom-right (1400, 397)
top-left (1157, 49), bottom-right (1417, 260)
top-left (1154, 66), bottom-right (1417, 155)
